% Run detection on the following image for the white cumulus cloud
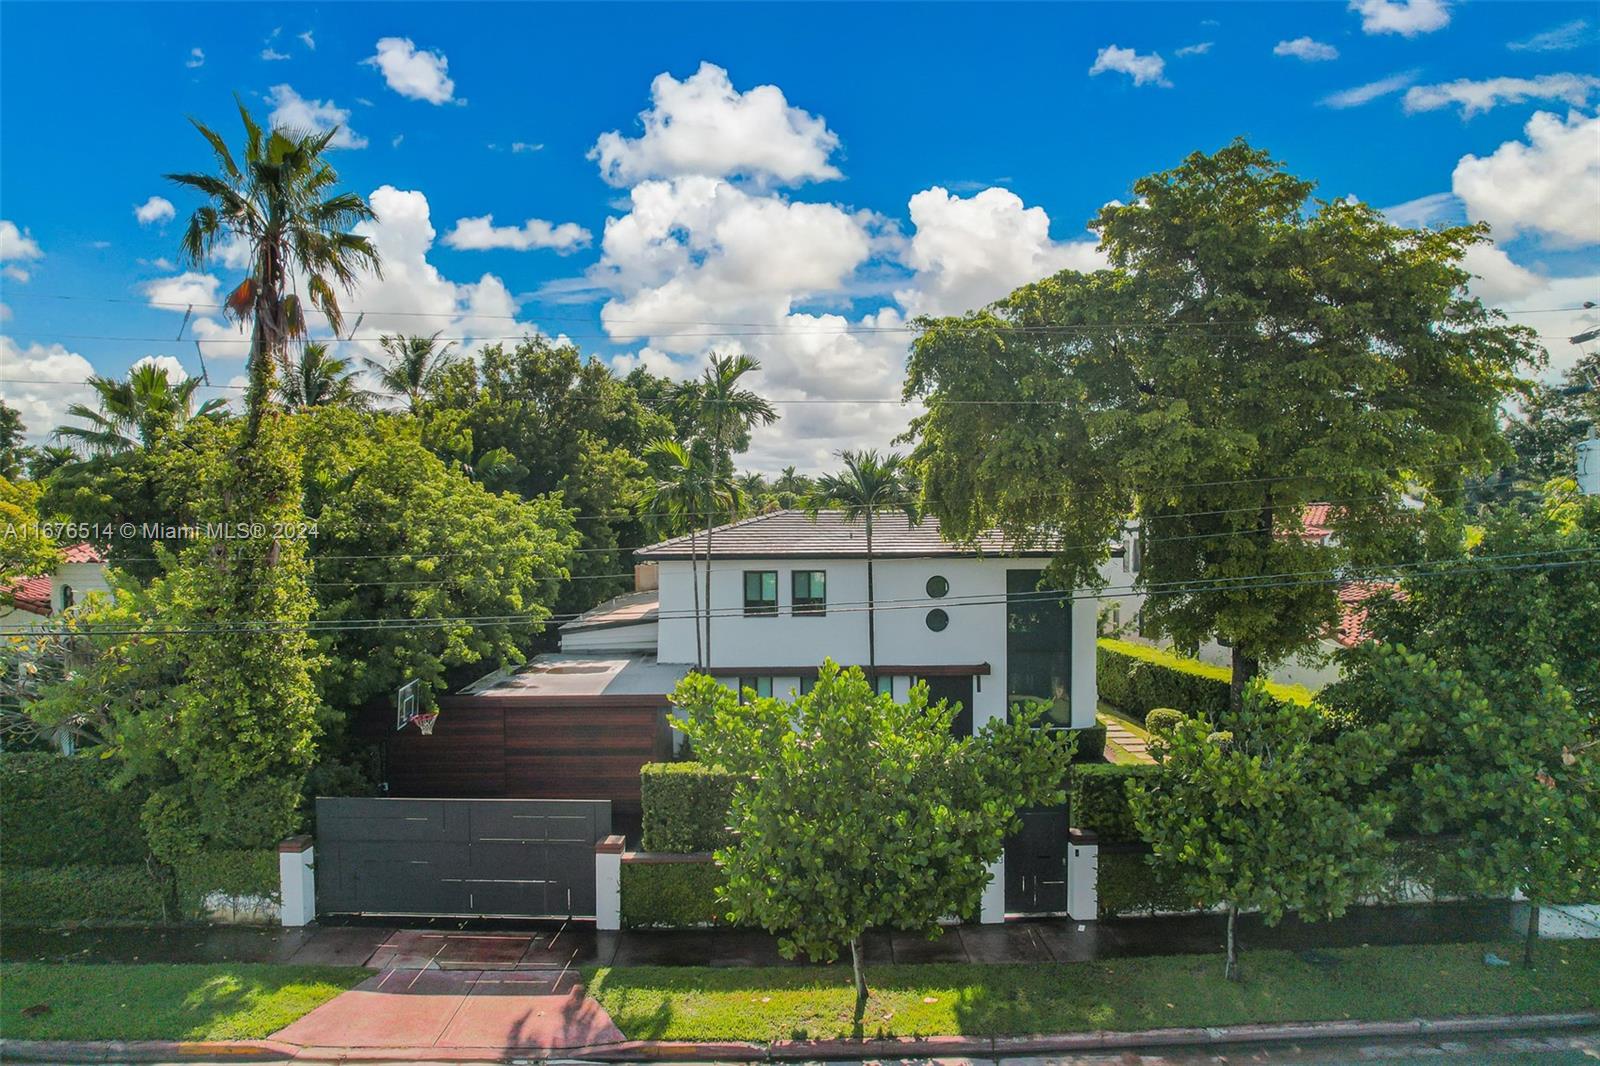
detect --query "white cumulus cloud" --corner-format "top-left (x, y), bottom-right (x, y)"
top-left (0, 337), bottom-right (96, 443)
top-left (1452, 109), bottom-right (1600, 248)
top-left (364, 37), bottom-right (456, 105)
top-left (1089, 45), bottom-right (1171, 87)
top-left (134, 195), bottom-right (176, 226)
top-left (1403, 74), bottom-right (1600, 117)
top-left (1350, 0), bottom-right (1450, 37)
top-left (895, 186), bottom-right (1106, 319)
top-left (443, 215), bottom-right (593, 253)
top-left (0, 220), bottom-right (43, 264)
top-left (141, 272), bottom-right (221, 309)
top-left (591, 62), bottom-right (842, 188)
top-left (266, 85), bottom-right (367, 148)
top-left (1275, 37), bottom-right (1340, 61)
top-left (185, 47), bottom-right (205, 69)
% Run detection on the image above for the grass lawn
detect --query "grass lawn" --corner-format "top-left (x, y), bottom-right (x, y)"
top-left (0, 963), bottom-right (367, 1041)
top-left (584, 940), bottom-right (1600, 1043)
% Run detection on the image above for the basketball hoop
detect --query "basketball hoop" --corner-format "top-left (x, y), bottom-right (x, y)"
top-left (408, 711), bottom-right (439, 736)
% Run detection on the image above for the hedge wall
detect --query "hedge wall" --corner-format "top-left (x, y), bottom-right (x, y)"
top-left (173, 849), bottom-right (280, 921)
top-left (1097, 847), bottom-right (1194, 917)
top-left (1068, 762), bottom-right (1156, 844)
top-left (640, 762), bottom-right (742, 852)
top-left (620, 858), bottom-right (732, 929)
top-left (1070, 723), bottom-right (1107, 763)
top-left (1097, 638), bottom-right (1313, 722)
top-left (0, 753), bottom-right (148, 865)
top-left (0, 863), bottom-right (170, 925)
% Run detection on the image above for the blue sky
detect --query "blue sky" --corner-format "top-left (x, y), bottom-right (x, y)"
top-left (2, 1), bottom-right (1597, 469)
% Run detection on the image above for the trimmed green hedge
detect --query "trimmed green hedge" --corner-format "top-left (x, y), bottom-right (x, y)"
top-left (0, 753), bottom-right (148, 865)
top-left (1097, 638), bottom-right (1313, 722)
top-left (1069, 723), bottom-right (1107, 763)
top-left (620, 859), bottom-right (732, 929)
top-left (1, 863), bottom-right (169, 925)
top-left (640, 762), bottom-right (742, 853)
top-left (173, 850), bottom-right (280, 921)
top-left (1098, 847), bottom-right (1194, 917)
top-left (1069, 762), bottom-right (1156, 844)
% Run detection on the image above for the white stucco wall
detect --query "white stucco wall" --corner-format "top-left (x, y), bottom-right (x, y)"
top-left (655, 556), bottom-right (1097, 729)
top-left (53, 561), bottom-right (110, 612)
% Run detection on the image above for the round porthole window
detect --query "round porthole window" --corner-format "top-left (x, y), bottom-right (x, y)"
top-left (926, 608), bottom-right (949, 632)
top-left (926, 575), bottom-right (949, 598)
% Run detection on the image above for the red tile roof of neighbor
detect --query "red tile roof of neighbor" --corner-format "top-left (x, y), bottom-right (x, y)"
top-left (1, 544), bottom-right (104, 617)
top-left (1300, 503), bottom-right (1334, 540)
top-left (1334, 581), bottom-right (1399, 648)
top-left (62, 543), bottom-right (105, 564)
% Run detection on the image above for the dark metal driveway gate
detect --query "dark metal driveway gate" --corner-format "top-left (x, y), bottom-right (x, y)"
top-left (315, 797), bottom-right (611, 918)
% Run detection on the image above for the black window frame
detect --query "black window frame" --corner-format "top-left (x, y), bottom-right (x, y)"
top-left (737, 676), bottom-right (774, 703)
top-left (743, 570), bottom-right (778, 616)
top-left (791, 569), bottom-right (826, 615)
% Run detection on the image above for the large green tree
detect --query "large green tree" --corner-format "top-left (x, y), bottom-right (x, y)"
top-left (277, 342), bottom-right (369, 412)
top-left (53, 363), bottom-right (226, 457)
top-left (1322, 489), bottom-right (1600, 964)
top-left (293, 408), bottom-right (579, 711)
top-left (365, 332), bottom-right (457, 413)
top-left (1130, 691), bottom-right (1394, 980)
top-left (675, 662), bottom-right (1071, 1030)
top-left (904, 140), bottom-right (1539, 710)
top-left (169, 103), bottom-right (380, 440)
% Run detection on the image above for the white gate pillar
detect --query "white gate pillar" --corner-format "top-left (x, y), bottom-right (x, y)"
top-left (279, 835), bottom-right (316, 927)
top-left (979, 857), bottom-right (1005, 923)
top-left (1066, 828), bottom-right (1099, 921)
top-left (595, 834), bottom-right (625, 931)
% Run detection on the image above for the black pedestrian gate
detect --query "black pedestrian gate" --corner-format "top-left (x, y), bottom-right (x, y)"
top-left (315, 797), bottom-right (611, 919)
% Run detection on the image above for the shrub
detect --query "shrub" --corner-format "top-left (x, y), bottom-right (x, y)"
top-left (1098, 847), bottom-right (1194, 917)
top-left (1097, 638), bottom-right (1314, 722)
top-left (1069, 762), bottom-right (1156, 843)
top-left (0, 753), bottom-right (149, 866)
top-left (1145, 708), bottom-right (1183, 736)
top-left (0, 863), bottom-right (169, 925)
top-left (620, 858), bottom-right (732, 929)
top-left (639, 762), bottom-right (742, 852)
top-left (1070, 723), bottom-right (1107, 762)
top-left (172, 850), bottom-right (280, 921)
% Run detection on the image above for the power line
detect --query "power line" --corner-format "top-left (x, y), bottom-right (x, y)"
top-left (26, 549), bottom-right (1597, 638)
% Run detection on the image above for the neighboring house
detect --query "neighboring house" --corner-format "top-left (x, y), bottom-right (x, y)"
top-left (1110, 504), bottom-right (1398, 691)
top-left (0, 544), bottom-right (109, 634)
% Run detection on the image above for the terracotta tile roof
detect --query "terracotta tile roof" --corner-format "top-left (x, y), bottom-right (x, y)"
top-left (1301, 503), bottom-right (1334, 540)
top-left (62, 543), bottom-right (105, 564)
top-left (635, 509), bottom-right (1081, 561)
top-left (1333, 580), bottom-right (1399, 648)
top-left (3, 575), bottom-right (52, 616)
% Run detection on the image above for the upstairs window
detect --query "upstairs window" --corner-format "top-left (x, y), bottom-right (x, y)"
top-left (743, 570), bottom-right (778, 616)
top-left (737, 676), bottom-right (774, 702)
top-left (792, 570), bottom-right (826, 615)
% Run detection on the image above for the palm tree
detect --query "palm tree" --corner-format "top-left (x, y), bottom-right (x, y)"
top-left (807, 450), bottom-right (920, 686)
top-left (638, 439), bottom-right (711, 668)
top-left (168, 102), bottom-right (381, 443)
top-left (277, 342), bottom-right (368, 411)
top-left (773, 465), bottom-right (811, 509)
top-left (676, 353), bottom-right (777, 669)
top-left (364, 332), bottom-right (457, 413)
top-left (55, 363), bottom-right (227, 456)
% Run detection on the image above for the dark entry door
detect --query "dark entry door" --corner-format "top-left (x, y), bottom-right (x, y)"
top-left (1005, 806), bottom-right (1069, 914)
top-left (315, 797), bottom-right (611, 918)
top-left (921, 676), bottom-right (973, 737)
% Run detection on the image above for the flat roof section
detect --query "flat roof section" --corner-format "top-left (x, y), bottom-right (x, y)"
top-left (460, 654), bottom-right (690, 700)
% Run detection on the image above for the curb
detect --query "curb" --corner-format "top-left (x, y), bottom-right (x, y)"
top-left (3, 1012), bottom-right (1597, 1063)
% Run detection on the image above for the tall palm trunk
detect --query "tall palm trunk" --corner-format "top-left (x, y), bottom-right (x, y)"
top-left (688, 522), bottom-right (703, 669)
top-left (865, 513), bottom-right (876, 688)
top-left (703, 495), bottom-right (714, 670)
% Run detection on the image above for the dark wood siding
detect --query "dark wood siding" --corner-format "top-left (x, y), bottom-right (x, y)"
top-left (386, 697), bottom-right (670, 819)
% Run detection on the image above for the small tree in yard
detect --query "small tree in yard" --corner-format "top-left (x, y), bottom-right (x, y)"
top-left (1130, 689), bottom-right (1393, 980)
top-left (674, 661), bottom-right (1071, 1033)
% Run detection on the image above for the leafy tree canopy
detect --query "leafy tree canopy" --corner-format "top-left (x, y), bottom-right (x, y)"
top-left (675, 662), bottom-right (1071, 1027)
top-left (904, 140), bottom-right (1541, 702)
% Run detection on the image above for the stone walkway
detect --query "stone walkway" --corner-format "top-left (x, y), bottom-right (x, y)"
top-left (1099, 711), bottom-right (1154, 762)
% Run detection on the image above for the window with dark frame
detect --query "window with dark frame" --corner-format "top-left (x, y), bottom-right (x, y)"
top-left (737, 676), bottom-right (774, 702)
top-left (792, 570), bottom-right (826, 615)
top-left (743, 570), bottom-right (778, 616)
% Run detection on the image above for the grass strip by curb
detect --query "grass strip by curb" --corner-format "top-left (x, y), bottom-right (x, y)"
top-left (585, 940), bottom-right (1600, 1043)
top-left (0, 963), bottom-right (368, 1041)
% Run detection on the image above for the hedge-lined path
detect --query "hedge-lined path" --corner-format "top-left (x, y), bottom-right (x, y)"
top-left (1097, 710), bottom-right (1154, 763)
